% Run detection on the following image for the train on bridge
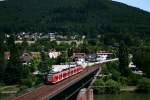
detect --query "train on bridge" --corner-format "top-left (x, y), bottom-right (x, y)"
top-left (45, 64), bottom-right (84, 84)
top-left (45, 57), bottom-right (118, 84)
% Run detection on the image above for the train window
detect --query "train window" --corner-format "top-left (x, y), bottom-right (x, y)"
top-left (59, 74), bottom-right (61, 79)
top-left (63, 73), bottom-right (66, 77)
top-left (56, 75), bottom-right (59, 81)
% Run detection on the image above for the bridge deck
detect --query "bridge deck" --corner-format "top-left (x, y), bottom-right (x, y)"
top-left (13, 65), bottom-right (99, 100)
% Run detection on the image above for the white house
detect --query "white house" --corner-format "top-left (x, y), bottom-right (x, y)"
top-left (48, 51), bottom-right (61, 58)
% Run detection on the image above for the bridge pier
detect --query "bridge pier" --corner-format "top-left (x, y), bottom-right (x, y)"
top-left (76, 88), bottom-right (93, 100)
top-left (50, 66), bottom-right (99, 100)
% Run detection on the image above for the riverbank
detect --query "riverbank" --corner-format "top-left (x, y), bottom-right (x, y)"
top-left (120, 86), bottom-right (137, 92)
top-left (94, 92), bottom-right (150, 100)
top-left (91, 61), bottom-right (150, 96)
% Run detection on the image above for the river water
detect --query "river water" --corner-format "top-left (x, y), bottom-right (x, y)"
top-left (94, 93), bottom-right (150, 100)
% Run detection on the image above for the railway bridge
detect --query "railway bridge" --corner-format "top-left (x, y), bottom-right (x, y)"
top-left (14, 59), bottom-right (118, 100)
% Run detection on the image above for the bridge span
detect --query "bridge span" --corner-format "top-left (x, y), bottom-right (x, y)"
top-left (14, 58), bottom-right (118, 100)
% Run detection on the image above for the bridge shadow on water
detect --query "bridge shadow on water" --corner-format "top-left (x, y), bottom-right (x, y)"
top-left (50, 69), bottom-right (98, 100)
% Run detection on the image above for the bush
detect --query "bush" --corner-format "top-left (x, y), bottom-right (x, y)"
top-left (93, 79), bottom-right (105, 94)
top-left (101, 65), bottom-right (109, 75)
top-left (111, 69), bottom-right (121, 81)
top-left (105, 79), bottom-right (120, 94)
top-left (19, 85), bottom-right (28, 92)
top-left (93, 79), bottom-right (105, 86)
top-left (21, 78), bottom-right (33, 88)
top-left (35, 76), bottom-right (43, 85)
top-left (20, 75), bottom-right (37, 88)
top-left (93, 79), bottom-right (120, 94)
top-left (118, 76), bottom-right (128, 85)
top-left (136, 78), bottom-right (150, 93)
top-left (127, 74), bottom-right (142, 86)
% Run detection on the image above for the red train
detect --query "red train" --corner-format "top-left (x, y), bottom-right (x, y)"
top-left (45, 64), bottom-right (84, 84)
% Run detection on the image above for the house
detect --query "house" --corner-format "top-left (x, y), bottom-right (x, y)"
top-left (4, 51), bottom-right (32, 65)
top-left (48, 50), bottom-right (61, 58)
top-left (4, 52), bottom-right (10, 60)
top-left (48, 32), bottom-right (56, 39)
top-left (20, 52), bottom-right (32, 65)
top-left (71, 53), bottom-right (86, 61)
top-left (86, 54), bottom-right (97, 62)
top-left (30, 52), bottom-right (41, 57)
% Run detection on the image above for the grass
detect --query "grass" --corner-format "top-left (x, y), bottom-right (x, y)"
top-left (121, 86), bottom-right (137, 92)
top-left (0, 85), bottom-right (19, 93)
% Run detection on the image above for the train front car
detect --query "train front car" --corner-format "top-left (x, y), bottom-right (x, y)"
top-left (46, 65), bottom-right (61, 84)
top-left (45, 64), bottom-right (84, 84)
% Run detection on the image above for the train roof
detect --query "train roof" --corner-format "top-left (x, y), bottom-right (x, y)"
top-left (51, 65), bottom-right (76, 72)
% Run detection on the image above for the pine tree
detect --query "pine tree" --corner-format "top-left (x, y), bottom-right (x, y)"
top-left (118, 41), bottom-right (130, 76)
top-left (38, 50), bottom-right (49, 74)
top-left (0, 33), bottom-right (5, 82)
top-left (4, 34), bottom-right (23, 84)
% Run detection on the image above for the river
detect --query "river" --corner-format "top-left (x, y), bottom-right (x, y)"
top-left (94, 93), bottom-right (150, 100)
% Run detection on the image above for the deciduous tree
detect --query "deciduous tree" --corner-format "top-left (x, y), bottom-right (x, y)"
top-left (118, 41), bottom-right (130, 76)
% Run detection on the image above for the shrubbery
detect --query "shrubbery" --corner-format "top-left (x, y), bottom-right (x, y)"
top-left (93, 79), bottom-right (120, 94)
top-left (93, 79), bottom-right (105, 94)
top-left (136, 78), bottom-right (150, 93)
top-left (93, 79), bottom-right (105, 86)
top-left (127, 74), bottom-right (143, 86)
top-left (20, 75), bottom-right (42, 88)
top-left (105, 79), bottom-right (120, 94)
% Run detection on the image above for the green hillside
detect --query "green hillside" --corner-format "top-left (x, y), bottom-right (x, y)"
top-left (0, 0), bottom-right (150, 42)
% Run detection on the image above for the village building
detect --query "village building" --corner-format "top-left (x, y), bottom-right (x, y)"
top-left (48, 50), bottom-right (61, 58)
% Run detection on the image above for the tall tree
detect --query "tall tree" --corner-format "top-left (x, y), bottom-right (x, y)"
top-left (22, 38), bottom-right (29, 51)
top-left (118, 41), bottom-right (130, 76)
top-left (133, 47), bottom-right (150, 77)
top-left (4, 34), bottom-right (23, 84)
top-left (0, 33), bottom-right (5, 82)
top-left (79, 38), bottom-right (89, 54)
top-left (38, 49), bottom-right (49, 74)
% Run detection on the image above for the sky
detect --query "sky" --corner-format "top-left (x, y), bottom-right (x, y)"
top-left (0, 0), bottom-right (150, 12)
top-left (113, 0), bottom-right (150, 12)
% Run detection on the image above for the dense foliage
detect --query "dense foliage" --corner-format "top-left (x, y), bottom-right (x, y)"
top-left (4, 35), bottom-right (23, 85)
top-left (136, 78), bottom-right (150, 93)
top-left (0, 33), bottom-right (5, 82)
top-left (0, 0), bottom-right (150, 45)
top-left (133, 46), bottom-right (150, 77)
top-left (118, 41), bottom-right (130, 76)
top-left (93, 79), bottom-right (120, 94)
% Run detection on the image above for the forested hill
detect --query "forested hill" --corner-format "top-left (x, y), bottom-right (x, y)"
top-left (0, 0), bottom-right (150, 37)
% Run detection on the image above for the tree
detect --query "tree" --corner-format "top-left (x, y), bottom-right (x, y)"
top-left (93, 79), bottom-right (105, 94)
top-left (67, 47), bottom-right (74, 57)
top-left (136, 78), bottom-right (150, 93)
top-left (118, 41), bottom-right (130, 76)
top-left (133, 47), bottom-right (150, 77)
top-left (4, 34), bottom-right (23, 84)
top-left (79, 39), bottom-right (89, 54)
top-left (105, 79), bottom-right (120, 94)
top-left (29, 57), bottom-right (41, 72)
top-left (0, 33), bottom-right (5, 82)
top-left (38, 51), bottom-right (49, 74)
top-left (56, 52), bottom-right (67, 64)
top-left (22, 38), bottom-right (29, 51)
